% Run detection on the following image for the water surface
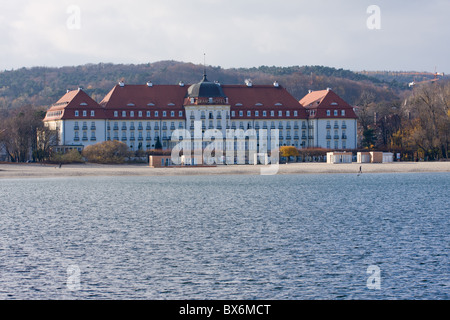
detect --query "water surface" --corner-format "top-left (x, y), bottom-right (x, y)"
top-left (0, 173), bottom-right (448, 299)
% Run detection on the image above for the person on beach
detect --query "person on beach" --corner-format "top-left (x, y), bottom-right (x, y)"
top-left (359, 166), bottom-right (362, 174)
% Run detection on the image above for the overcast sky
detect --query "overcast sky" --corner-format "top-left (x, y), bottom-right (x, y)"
top-left (0, 0), bottom-right (448, 73)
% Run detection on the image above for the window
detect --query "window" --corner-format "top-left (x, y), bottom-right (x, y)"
top-left (91, 110), bottom-right (95, 117)
top-left (278, 111), bottom-right (282, 117)
top-left (263, 111), bottom-right (267, 117)
top-left (122, 111), bottom-right (126, 117)
top-left (327, 141), bottom-right (331, 149)
top-left (74, 131), bottom-right (79, 138)
top-left (239, 111), bottom-right (243, 117)
top-left (75, 111), bottom-right (79, 117)
top-left (146, 111), bottom-right (151, 117)
top-left (341, 110), bottom-right (346, 116)
top-left (179, 111), bottom-right (183, 117)
top-left (82, 110), bottom-right (87, 117)
top-left (294, 111), bottom-right (298, 117)
top-left (138, 111), bottom-right (143, 117)
top-left (171, 111), bottom-right (175, 117)
top-left (255, 111), bottom-right (259, 117)
top-left (327, 110), bottom-right (331, 116)
top-left (130, 111), bottom-right (134, 117)
top-left (247, 111), bottom-right (251, 117)
top-left (163, 111), bottom-right (167, 117)
top-left (334, 110), bottom-right (338, 116)
top-left (155, 111), bottom-right (159, 117)
top-left (270, 111), bottom-right (275, 117)
top-left (286, 111), bottom-right (290, 117)
top-left (114, 111), bottom-right (118, 117)
top-left (231, 111), bottom-right (236, 117)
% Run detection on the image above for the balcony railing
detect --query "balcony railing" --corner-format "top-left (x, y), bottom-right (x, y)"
top-left (326, 135), bottom-right (332, 140)
top-left (342, 135), bottom-right (347, 140)
top-left (334, 135), bottom-right (340, 140)
top-left (74, 126), bottom-right (79, 130)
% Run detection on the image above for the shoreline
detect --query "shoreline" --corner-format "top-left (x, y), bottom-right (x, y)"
top-left (0, 161), bottom-right (449, 179)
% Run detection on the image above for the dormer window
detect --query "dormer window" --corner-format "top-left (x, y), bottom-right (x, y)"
top-left (334, 110), bottom-right (338, 116)
top-left (327, 110), bottom-right (331, 116)
top-left (75, 110), bottom-right (79, 117)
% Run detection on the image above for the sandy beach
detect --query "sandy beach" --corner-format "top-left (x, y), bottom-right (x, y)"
top-left (0, 161), bottom-right (449, 179)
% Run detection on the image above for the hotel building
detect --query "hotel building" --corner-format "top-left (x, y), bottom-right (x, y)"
top-left (43, 74), bottom-right (358, 154)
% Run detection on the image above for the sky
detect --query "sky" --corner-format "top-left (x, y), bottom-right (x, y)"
top-left (0, 0), bottom-right (449, 73)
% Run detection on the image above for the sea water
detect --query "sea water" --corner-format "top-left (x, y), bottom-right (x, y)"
top-left (0, 173), bottom-right (448, 299)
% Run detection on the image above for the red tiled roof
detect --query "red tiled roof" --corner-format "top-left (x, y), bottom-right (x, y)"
top-left (223, 85), bottom-right (308, 119)
top-left (299, 89), bottom-right (357, 119)
top-left (44, 89), bottom-right (105, 121)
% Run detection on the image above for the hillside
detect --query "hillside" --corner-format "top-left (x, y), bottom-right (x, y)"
top-left (0, 61), bottom-right (406, 111)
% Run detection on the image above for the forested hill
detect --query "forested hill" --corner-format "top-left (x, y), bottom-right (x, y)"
top-left (0, 61), bottom-right (407, 110)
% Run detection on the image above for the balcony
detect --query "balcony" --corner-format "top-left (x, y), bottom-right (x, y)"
top-left (286, 125), bottom-right (291, 130)
top-left (162, 126), bottom-right (167, 131)
top-left (201, 115), bottom-right (206, 120)
top-left (326, 135), bottom-right (332, 140)
top-left (294, 136), bottom-right (299, 140)
top-left (334, 125), bottom-right (339, 129)
top-left (271, 125), bottom-right (276, 129)
top-left (231, 124), bottom-right (237, 129)
top-left (130, 137), bottom-right (135, 141)
top-left (74, 126), bottom-right (79, 130)
top-left (308, 135), bottom-right (314, 139)
top-left (82, 137), bottom-right (88, 141)
top-left (334, 135), bottom-right (340, 140)
top-left (217, 124), bottom-right (222, 130)
top-left (209, 124), bottom-right (214, 129)
top-left (294, 125), bottom-right (299, 130)
top-left (122, 126), bottom-right (127, 130)
top-left (190, 115), bottom-right (195, 120)
top-left (130, 126), bottom-right (135, 130)
top-left (342, 135), bottom-right (348, 140)
top-left (286, 135), bottom-right (292, 140)
top-left (121, 137), bottom-right (127, 141)
top-left (326, 124), bottom-right (331, 129)
top-left (217, 114), bottom-right (222, 119)
top-left (90, 137), bottom-right (96, 141)
top-left (113, 126), bottom-right (119, 131)
top-left (138, 125), bottom-right (143, 131)
top-left (190, 125), bottom-right (195, 130)
top-left (302, 124), bottom-right (307, 129)
top-left (113, 137), bottom-right (119, 141)
top-left (154, 126), bottom-right (159, 131)
top-left (74, 137), bottom-right (80, 141)
top-left (90, 126), bottom-right (96, 131)
top-left (342, 124), bottom-right (347, 129)
top-left (146, 137), bottom-right (152, 141)
top-left (82, 126), bottom-right (88, 131)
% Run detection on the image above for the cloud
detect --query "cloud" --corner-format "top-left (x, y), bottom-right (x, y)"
top-left (0, 0), bottom-right (448, 72)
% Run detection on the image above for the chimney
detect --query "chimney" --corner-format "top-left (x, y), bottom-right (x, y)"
top-left (147, 81), bottom-right (153, 87)
top-left (245, 79), bottom-right (253, 87)
top-left (179, 81), bottom-right (185, 87)
top-left (273, 81), bottom-right (279, 87)
top-left (119, 81), bottom-right (125, 87)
